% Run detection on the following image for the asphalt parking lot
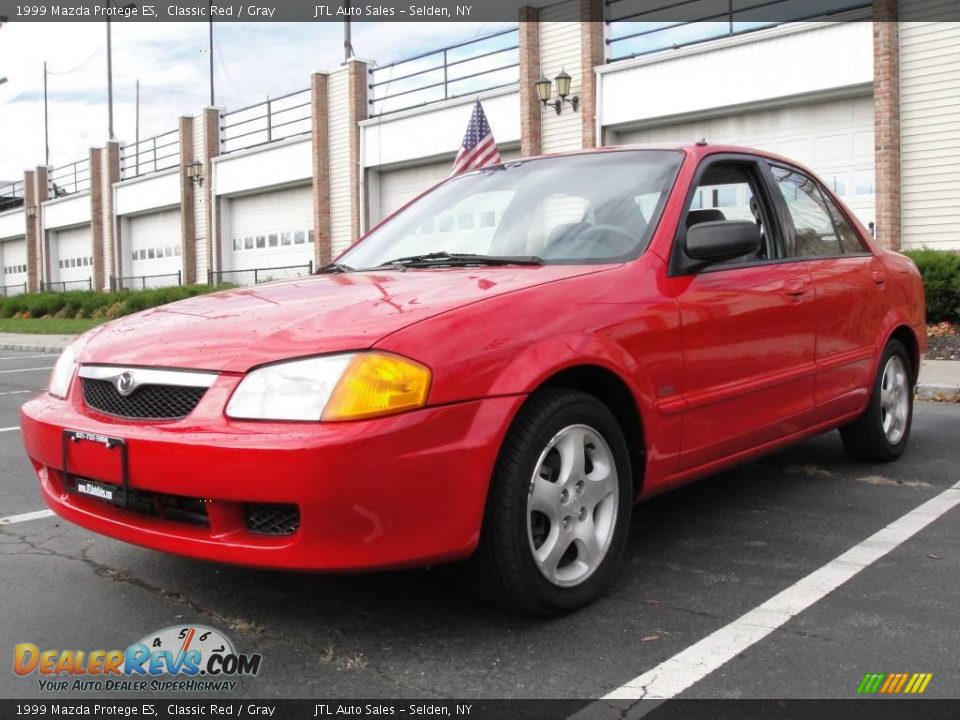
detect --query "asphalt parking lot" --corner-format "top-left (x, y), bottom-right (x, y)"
top-left (0, 348), bottom-right (957, 701)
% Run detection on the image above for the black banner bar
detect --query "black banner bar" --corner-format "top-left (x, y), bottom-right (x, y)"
top-left (1, 0), bottom-right (958, 23)
top-left (3, 700), bottom-right (960, 720)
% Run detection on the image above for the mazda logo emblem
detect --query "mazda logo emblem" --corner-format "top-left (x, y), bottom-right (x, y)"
top-left (115, 372), bottom-right (136, 397)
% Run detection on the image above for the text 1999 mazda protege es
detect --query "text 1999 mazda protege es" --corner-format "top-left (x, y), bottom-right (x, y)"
top-left (21, 144), bottom-right (925, 614)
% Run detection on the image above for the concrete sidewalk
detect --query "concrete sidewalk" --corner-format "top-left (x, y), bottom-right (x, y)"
top-left (1, 332), bottom-right (958, 400)
top-left (0, 333), bottom-right (77, 354)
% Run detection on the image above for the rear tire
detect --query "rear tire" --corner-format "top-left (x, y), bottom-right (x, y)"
top-left (466, 388), bottom-right (633, 616)
top-left (840, 339), bottom-right (914, 463)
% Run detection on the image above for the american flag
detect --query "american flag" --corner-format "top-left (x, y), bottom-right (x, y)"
top-left (452, 100), bottom-right (501, 175)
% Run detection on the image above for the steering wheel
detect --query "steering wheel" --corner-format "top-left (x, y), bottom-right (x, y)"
top-left (574, 224), bottom-right (636, 258)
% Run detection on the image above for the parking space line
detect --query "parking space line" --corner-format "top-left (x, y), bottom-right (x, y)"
top-left (0, 355), bottom-right (56, 361)
top-left (600, 480), bottom-right (960, 702)
top-left (0, 366), bottom-right (54, 374)
top-left (0, 509), bottom-right (55, 526)
top-left (0, 390), bottom-right (35, 397)
top-left (0, 427), bottom-right (21, 433)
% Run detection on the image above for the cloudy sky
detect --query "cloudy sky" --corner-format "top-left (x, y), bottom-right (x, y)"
top-left (0, 20), bottom-right (514, 181)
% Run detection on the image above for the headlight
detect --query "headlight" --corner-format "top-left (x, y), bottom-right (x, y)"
top-left (225, 352), bottom-right (431, 422)
top-left (48, 343), bottom-right (78, 399)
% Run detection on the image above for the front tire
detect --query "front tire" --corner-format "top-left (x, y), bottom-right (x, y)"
top-left (840, 339), bottom-right (914, 463)
top-left (466, 389), bottom-right (633, 615)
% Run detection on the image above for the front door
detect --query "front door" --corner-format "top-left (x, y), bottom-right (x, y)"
top-left (670, 158), bottom-right (817, 472)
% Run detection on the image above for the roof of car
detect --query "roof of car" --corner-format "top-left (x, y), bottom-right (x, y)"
top-left (486, 142), bottom-right (815, 181)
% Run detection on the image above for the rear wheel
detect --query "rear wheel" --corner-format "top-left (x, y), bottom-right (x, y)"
top-left (840, 339), bottom-right (914, 463)
top-left (466, 389), bottom-right (633, 615)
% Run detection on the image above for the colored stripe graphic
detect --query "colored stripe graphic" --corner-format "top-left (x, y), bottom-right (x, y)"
top-left (857, 672), bottom-right (932, 694)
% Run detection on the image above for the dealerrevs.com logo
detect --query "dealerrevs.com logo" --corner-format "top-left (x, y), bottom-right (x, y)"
top-left (13, 625), bottom-right (262, 692)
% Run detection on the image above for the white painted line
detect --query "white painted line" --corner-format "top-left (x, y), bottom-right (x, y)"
top-left (0, 366), bottom-right (53, 375)
top-left (0, 390), bottom-right (35, 396)
top-left (600, 480), bottom-right (960, 702)
top-left (0, 426), bottom-right (21, 433)
top-left (0, 509), bottom-right (55, 526)
top-left (0, 355), bottom-right (56, 361)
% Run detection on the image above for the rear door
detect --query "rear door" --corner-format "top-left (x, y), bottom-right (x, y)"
top-left (672, 156), bottom-right (817, 472)
top-left (766, 164), bottom-right (886, 423)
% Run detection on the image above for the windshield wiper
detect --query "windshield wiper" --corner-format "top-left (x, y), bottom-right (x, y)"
top-left (372, 252), bottom-right (544, 269)
top-left (315, 261), bottom-right (355, 274)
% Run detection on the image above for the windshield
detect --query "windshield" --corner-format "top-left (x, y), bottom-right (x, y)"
top-left (339, 150), bottom-right (683, 269)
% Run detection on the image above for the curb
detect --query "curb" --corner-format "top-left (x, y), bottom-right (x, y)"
top-left (917, 384), bottom-right (960, 403)
top-left (0, 343), bottom-right (68, 354)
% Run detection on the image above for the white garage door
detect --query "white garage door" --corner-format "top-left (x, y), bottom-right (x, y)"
top-left (52, 225), bottom-right (92, 288)
top-left (1, 237), bottom-right (27, 294)
top-left (375, 149), bottom-right (522, 226)
top-left (127, 209), bottom-right (182, 287)
top-left (227, 185), bottom-right (314, 281)
top-left (617, 96), bottom-right (876, 228)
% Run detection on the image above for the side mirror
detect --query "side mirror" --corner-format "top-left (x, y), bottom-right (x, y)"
top-left (685, 220), bottom-right (761, 263)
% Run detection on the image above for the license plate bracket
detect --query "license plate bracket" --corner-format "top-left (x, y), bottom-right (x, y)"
top-left (61, 429), bottom-right (130, 507)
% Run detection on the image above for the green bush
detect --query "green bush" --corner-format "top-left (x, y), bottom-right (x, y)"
top-left (0, 284), bottom-right (232, 323)
top-left (902, 249), bottom-right (960, 324)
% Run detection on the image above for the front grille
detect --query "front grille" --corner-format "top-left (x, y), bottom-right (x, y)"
top-left (245, 503), bottom-right (301, 536)
top-left (82, 378), bottom-right (206, 420)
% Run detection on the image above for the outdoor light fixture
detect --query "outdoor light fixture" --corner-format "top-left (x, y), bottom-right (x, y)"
top-left (26, 205), bottom-right (37, 218)
top-left (186, 160), bottom-right (204, 187)
top-left (536, 69), bottom-right (579, 115)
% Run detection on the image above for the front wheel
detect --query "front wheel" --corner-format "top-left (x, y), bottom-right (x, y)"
top-left (466, 389), bottom-right (633, 615)
top-left (840, 339), bottom-right (914, 463)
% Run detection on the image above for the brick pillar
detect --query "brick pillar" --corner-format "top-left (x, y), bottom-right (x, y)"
top-left (178, 115), bottom-right (197, 284)
top-left (311, 73), bottom-right (332, 267)
top-left (580, 0), bottom-right (605, 149)
top-left (33, 166), bottom-right (50, 289)
top-left (102, 142), bottom-right (121, 284)
top-left (347, 60), bottom-right (368, 246)
top-left (873, 0), bottom-right (901, 250)
top-left (23, 170), bottom-right (39, 292)
top-left (202, 107), bottom-right (221, 276)
top-left (518, 6), bottom-right (542, 156)
top-left (89, 147), bottom-right (106, 289)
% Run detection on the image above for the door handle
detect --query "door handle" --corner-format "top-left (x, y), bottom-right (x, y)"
top-left (872, 270), bottom-right (886, 286)
top-left (783, 278), bottom-right (808, 298)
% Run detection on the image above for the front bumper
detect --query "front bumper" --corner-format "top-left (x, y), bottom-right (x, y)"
top-left (20, 376), bottom-right (524, 571)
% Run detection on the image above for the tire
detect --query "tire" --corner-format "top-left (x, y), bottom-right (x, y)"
top-left (840, 339), bottom-right (914, 463)
top-left (466, 388), bottom-right (633, 615)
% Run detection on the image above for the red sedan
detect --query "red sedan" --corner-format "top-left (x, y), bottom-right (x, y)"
top-left (21, 144), bottom-right (925, 614)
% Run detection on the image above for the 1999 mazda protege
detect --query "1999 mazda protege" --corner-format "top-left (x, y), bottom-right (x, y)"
top-left (21, 144), bottom-right (925, 614)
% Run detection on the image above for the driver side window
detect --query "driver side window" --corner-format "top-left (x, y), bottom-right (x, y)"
top-left (685, 163), bottom-right (774, 265)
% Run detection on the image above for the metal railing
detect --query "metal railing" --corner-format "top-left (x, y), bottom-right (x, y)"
top-left (0, 282), bottom-right (27, 297)
top-left (0, 180), bottom-right (24, 212)
top-left (208, 261), bottom-right (313, 287)
top-left (121, 129), bottom-right (180, 180)
top-left (369, 27), bottom-right (519, 117)
top-left (41, 278), bottom-right (93, 292)
top-left (110, 270), bottom-right (182, 291)
top-left (221, 88), bottom-right (312, 154)
top-left (605, 0), bottom-right (872, 62)
top-left (49, 158), bottom-right (90, 197)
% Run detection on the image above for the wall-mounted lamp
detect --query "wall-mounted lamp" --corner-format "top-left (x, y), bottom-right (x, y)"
top-left (536, 69), bottom-right (579, 115)
top-left (186, 160), bottom-right (204, 187)
top-left (25, 205), bottom-right (37, 218)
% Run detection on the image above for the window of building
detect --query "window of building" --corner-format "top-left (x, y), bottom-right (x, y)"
top-left (244, 237), bottom-right (254, 250)
top-left (294, 231), bottom-right (305, 244)
top-left (256, 236), bottom-right (266, 249)
top-left (853, 170), bottom-right (875, 196)
top-left (268, 234), bottom-right (278, 247)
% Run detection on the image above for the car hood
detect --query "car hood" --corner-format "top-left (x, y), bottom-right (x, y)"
top-left (78, 265), bottom-right (613, 372)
